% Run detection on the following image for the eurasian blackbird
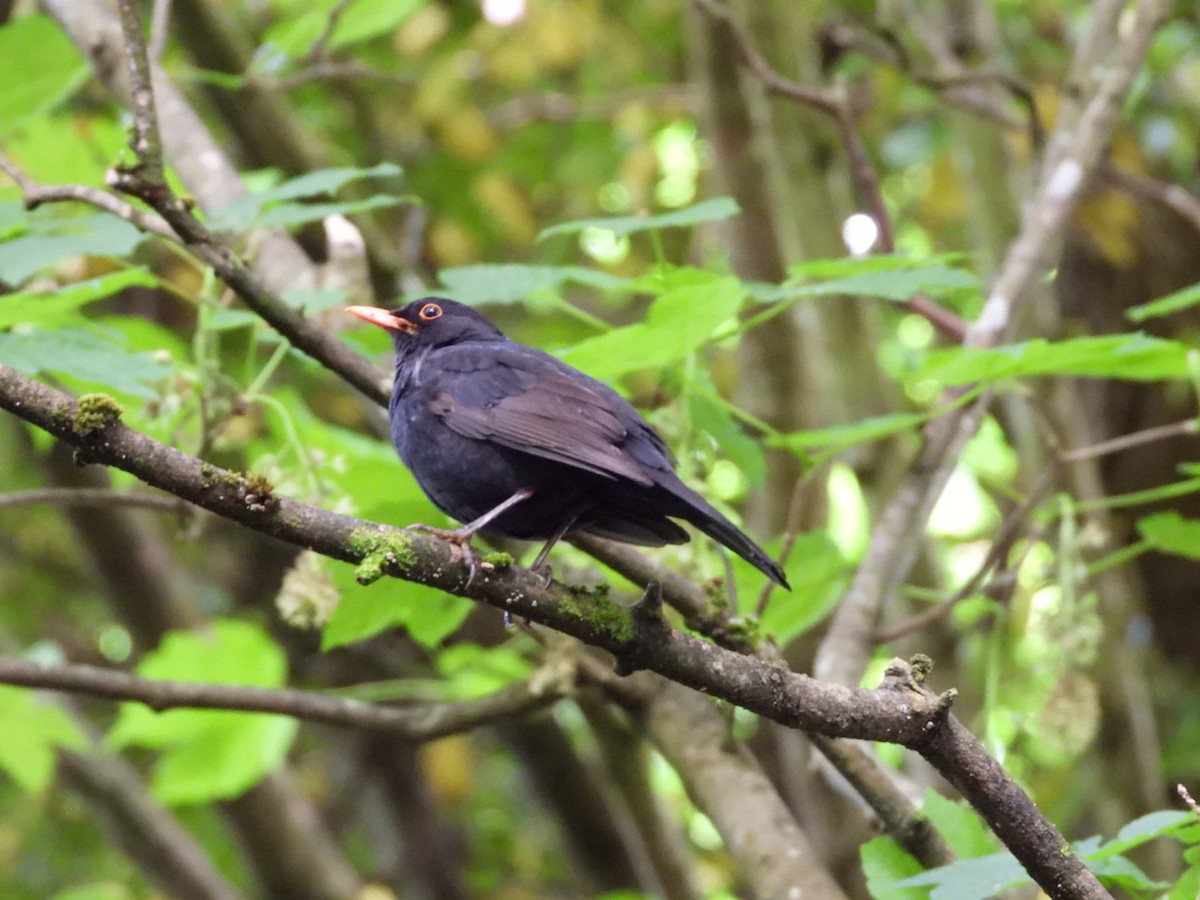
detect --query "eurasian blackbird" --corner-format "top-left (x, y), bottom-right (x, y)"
top-left (347, 298), bottom-right (789, 588)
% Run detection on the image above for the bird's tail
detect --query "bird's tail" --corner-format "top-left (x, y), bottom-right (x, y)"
top-left (666, 481), bottom-right (790, 589)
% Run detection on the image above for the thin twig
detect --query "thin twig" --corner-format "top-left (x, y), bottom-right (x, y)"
top-left (876, 468), bottom-right (1058, 643)
top-left (0, 487), bottom-right (193, 514)
top-left (302, 0), bottom-right (356, 65)
top-left (1060, 419), bottom-right (1197, 463)
top-left (107, 0), bottom-right (390, 405)
top-left (270, 62), bottom-right (414, 92)
top-left (754, 465), bottom-right (815, 619)
top-left (0, 152), bottom-right (177, 241)
top-left (0, 656), bottom-right (565, 739)
top-left (868, 14), bottom-right (1042, 150)
top-left (1101, 161), bottom-right (1200, 236)
top-left (692, 0), bottom-right (838, 113)
top-left (1178, 784), bottom-right (1200, 819)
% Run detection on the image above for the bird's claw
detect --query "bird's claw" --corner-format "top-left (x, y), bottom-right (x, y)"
top-left (407, 523), bottom-right (481, 586)
top-left (529, 560), bottom-right (553, 588)
top-left (408, 522), bottom-right (475, 544)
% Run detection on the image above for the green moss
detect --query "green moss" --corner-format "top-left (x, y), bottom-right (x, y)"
top-left (51, 404), bottom-right (73, 429)
top-left (482, 551), bottom-right (514, 567)
top-left (909, 653), bottom-right (934, 685)
top-left (245, 473), bottom-right (274, 496)
top-left (560, 591), bottom-right (633, 644)
top-left (725, 615), bottom-right (762, 647)
top-left (348, 528), bottom-right (416, 585)
top-left (74, 394), bottom-right (124, 435)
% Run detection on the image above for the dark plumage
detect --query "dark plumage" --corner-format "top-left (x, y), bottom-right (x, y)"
top-left (347, 298), bottom-right (789, 588)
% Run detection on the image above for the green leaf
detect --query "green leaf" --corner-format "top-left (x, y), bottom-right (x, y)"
top-left (0, 327), bottom-right (170, 397)
top-left (560, 275), bottom-right (744, 379)
top-left (790, 261), bottom-right (979, 302)
top-left (106, 620), bottom-right (298, 805)
top-left (1, 114), bottom-right (127, 186)
top-left (262, 0), bottom-right (423, 56)
top-left (918, 334), bottom-right (1193, 385)
top-left (210, 163), bottom-right (404, 230)
top-left (438, 264), bottom-right (628, 305)
top-left (0, 270), bottom-right (159, 328)
top-left (248, 162), bottom-right (404, 204)
top-left (151, 714), bottom-right (298, 807)
top-left (922, 790), bottom-right (997, 858)
top-left (1087, 855), bottom-right (1167, 892)
top-left (789, 252), bottom-right (969, 280)
top-left (860, 837), bottom-right (926, 900)
top-left (539, 197), bottom-right (740, 241)
top-left (754, 530), bottom-right (849, 645)
top-left (894, 812), bottom-right (1193, 900)
top-left (1137, 512), bottom-right (1200, 560)
top-left (0, 686), bottom-right (86, 793)
top-left (323, 577), bottom-right (474, 651)
top-left (894, 851), bottom-right (1028, 900)
top-left (1168, 864), bottom-right (1200, 900)
top-left (0, 213), bottom-right (147, 284)
top-left (773, 411), bottom-right (929, 456)
top-left (436, 643), bottom-right (534, 698)
top-left (0, 16), bottom-right (88, 133)
top-left (254, 194), bottom-right (413, 230)
top-left (206, 309), bottom-right (262, 331)
top-left (322, 502), bottom-right (473, 650)
top-left (1088, 810), bottom-right (1194, 858)
top-left (1127, 280), bottom-right (1200, 323)
top-left (689, 388), bottom-right (766, 490)
top-left (94, 314), bottom-right (191, 364)
top-left (324, 0), bottom-right (425, 49)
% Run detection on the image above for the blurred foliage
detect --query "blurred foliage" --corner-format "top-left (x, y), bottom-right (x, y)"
top-left (2, 0), bottom-right (1200, 896)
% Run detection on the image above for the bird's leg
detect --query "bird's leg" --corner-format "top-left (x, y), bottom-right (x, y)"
top-left (410, 489), bottom-right (534, 583)
top-left (528, 512), bottom-right (580, 584)
top-left (410, 488), bottom-right (534, 545)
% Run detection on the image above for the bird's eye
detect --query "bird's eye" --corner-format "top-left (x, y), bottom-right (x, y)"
top-left (418, 303), bottom-right (442, 321)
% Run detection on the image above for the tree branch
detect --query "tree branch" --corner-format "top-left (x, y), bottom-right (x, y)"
top-left (44, 0), bottom-right (318, 296)
top-left (0, 656), bottom-right (565, 739)
top-left (0, 487), bottom-right (192, 514)
top-left (0, 365), bottom-right (1111, 897)
top-left (0, 364), bottom-right (948, 744)
top-left (642, 681), bottom-right (849, 900)
top-left (1059, 418), bottom-right (1198, 464)
top-left (0, 152), bottom-right (177, 241)
top-left (77, 0), bottom-right (391, 405)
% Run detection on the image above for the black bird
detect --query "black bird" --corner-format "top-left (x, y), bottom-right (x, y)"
top-left (347, 298), bottom-right (789, 588)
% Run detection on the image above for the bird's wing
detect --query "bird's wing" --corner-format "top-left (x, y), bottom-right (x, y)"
top-left (427, 348), bottom-right (654, 486)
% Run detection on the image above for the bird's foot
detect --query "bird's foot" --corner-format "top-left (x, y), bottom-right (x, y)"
top-left (407, 523), bottom-right (481, 585)
top-left (529, 560), bottom-right (554, 588)
top-left (407, 522), bottom-right (477, 545)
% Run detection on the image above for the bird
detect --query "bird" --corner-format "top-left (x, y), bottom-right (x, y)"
top-left (346, 298), bottom-right (789, 588)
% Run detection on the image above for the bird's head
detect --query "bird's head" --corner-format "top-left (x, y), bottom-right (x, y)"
top-left (346, 297), bottom-right (506, 351)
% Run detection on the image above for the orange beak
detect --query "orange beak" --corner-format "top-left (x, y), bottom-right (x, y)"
top-left (345, 306), bottom-right (417, 334)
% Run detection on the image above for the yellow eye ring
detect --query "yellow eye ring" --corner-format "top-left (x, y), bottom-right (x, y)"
top-left (418, 303), bottom-right (442, 321)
